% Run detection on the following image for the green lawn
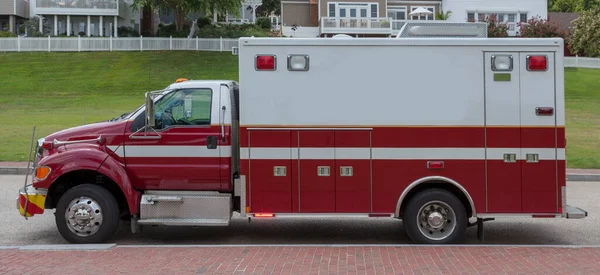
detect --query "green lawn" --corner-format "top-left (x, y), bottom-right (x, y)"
top-left (0, 52), bottom-right (598, 169)
top-left (564, 67), bottom-right (600, 169)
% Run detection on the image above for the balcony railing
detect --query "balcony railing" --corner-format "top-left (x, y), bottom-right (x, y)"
top-left (36, 0), bottom-right (117, 10)
top-left (320, 17), bottom-right (392, 34)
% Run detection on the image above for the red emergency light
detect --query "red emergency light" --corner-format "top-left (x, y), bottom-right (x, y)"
top-left (255, 55), bottom-right (276, 71)
top-left (427, 161), bottom-right (444, 170)
top-left (527, 55), bottom-right (547, 71)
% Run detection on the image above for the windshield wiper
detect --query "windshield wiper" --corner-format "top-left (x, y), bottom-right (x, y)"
top-left (109, 112), bottom-right (129, 122)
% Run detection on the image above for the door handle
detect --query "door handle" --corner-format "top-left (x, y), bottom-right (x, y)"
top-left (503, 153), bottom-right (517, 163)
top-left (207, 136), bottom-right (217, 149)
top-left (220, 106), bottom-right (226, 141)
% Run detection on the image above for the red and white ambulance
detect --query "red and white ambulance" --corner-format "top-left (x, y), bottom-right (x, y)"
top-left (17, 36), bottom-right (587, 244)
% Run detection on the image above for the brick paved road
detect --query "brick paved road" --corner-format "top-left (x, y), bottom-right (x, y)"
top-left (1, 245), bottom-right (599, 274)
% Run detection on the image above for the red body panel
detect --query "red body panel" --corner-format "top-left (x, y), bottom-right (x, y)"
top-left (486, 160), bottom-right (522, 213)
top-left (371, 160), bottom-right (486, 213)
top-left (241, 126), bottom-right (562, 216)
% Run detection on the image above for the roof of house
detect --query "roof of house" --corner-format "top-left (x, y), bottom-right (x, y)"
top-left (547, 12), bottom-right (580, 31)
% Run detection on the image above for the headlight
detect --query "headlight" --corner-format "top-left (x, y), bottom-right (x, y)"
top-left (35, 138), bottom-right (45, 159)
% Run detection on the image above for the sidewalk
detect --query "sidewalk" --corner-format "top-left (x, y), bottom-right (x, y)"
top-left (1, 245), bottom-right (600, 274)
top-left (2, 162), bottom-right (599, 181)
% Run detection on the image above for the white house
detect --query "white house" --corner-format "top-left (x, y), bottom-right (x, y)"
top-left (442, 0), bottom-right (547, 36)
top-left (279, 0), bottom-right (547, 37)
top-left (28, 0), bottom-right (141, 37)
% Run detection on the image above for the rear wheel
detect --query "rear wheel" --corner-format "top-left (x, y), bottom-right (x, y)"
top-left (55, 184), bottom-right (120, 244)
top-left (402, 188), bottom-right (467, 244)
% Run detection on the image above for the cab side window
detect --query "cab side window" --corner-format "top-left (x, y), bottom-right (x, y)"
top-left (154, 88), bottom-right (213, 130)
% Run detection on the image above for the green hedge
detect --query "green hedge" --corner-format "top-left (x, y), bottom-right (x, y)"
top-left (156, 16), bottom-right (271, 38)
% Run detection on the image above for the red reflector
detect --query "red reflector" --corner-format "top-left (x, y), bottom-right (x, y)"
top-left (427, 161), bottom-right (444, 170)
top-left (255, 55), bottom-right (276, 70)
top-left (535, 107), bottom-right (554, 116)
top-left (254, 213), bottom-right (274, 218)
top-left (527, 55), bottom-right (547, 71)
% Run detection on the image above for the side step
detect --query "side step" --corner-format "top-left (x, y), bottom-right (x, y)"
top-left (137, 191), bottom-right (232, 226)
top-left (565, 205), bottom-right (588, 219)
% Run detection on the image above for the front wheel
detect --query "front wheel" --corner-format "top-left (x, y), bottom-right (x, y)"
top-left (55, 184), bottom-right (120, 244)
top-left (402, 188), bottom-right (467, 244)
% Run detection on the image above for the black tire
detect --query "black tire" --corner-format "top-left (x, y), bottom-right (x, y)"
top-left (55, 184), bottom-right (120, 244)
top-left (402, 188), bottom-right (467, 244)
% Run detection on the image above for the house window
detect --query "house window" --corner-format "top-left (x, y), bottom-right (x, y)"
top-left (370, 4), bottom-right (378, 17)
top-left (329, 3), bottom-right (336, 17)
top-left (410, 6), bottom-right (434, 20)
top-left (467, 11), bottom-right (530, 35)
top-left (335, 3), bottom-right (373, 18)
top-left (387, 6), bottom-right (407, 20)
top-left (467, 12), bottom-right (475, 21)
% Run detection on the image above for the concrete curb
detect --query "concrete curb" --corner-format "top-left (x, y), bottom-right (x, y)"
top-left (0, 167), bottom-right (30, 175)
top-left (567, 174), bottom-right (600, 182)
top-left (2, 166), bottom-right (600, 182)
top-left (2, 243), bottom-right (600, 251)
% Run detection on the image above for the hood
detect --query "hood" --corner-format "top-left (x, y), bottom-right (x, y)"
top-left (44, 120), bottom-right (128, 144)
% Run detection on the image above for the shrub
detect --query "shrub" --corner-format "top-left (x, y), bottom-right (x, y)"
top-left (256, 17), bottom-right (271, 29)
top-left (485, 14), bottom-right (509, 37)
top-left (518, 16), bottom-right (567, 38)
top-left (0, 31), bottom-right (17, 37)
top-left (196, 16), bottom-right (213, 29)
top-left (117, 26), bottom-right (140, 37)
top-left (567, 8), bottom-right (600, 57)
top-left (195, 24), bottom-right (270, 38)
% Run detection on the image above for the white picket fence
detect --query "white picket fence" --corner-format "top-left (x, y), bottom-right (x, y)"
top-left (564, 56), bottom-right (600, 69)
top-left (1, 36), bottom-right (600, 69)
top-left (0, 36), bottom-right (240, 52)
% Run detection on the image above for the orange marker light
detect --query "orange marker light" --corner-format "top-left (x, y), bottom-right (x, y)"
top-left (176, 78), bottom-right (189, 83)
top-left (35, 166), bottom-right (51, 180)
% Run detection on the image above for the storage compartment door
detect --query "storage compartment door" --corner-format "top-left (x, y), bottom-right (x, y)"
top-left (519, 52), bottom-right (557, 213)
top-left (299, 130), bottom-right (336, 212)
top-left (248, 130), bottom-right (292, 213)
top-left (484, 52), bottom-right (522, 213)
top-left (335, 130), bottom-right (372, 213)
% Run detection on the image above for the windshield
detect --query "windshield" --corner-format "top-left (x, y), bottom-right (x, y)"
top-left (108, 89), bottom-right (171, 122)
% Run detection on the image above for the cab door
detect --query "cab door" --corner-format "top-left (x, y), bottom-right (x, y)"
top-left (124, 85), bottom-right (223, 191)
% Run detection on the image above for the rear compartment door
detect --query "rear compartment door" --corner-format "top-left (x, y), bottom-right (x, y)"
top-left (484, 52), bottom-right (558, 214)
top-left (519, 52), bottom-right (557, 213)
top-left (484, 52), bottom-right (523, 213)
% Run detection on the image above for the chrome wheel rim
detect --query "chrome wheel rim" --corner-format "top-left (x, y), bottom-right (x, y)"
top-left (65, 196), bottom-right (104, 237)
top-left (417, 200), bottom-right (456, 241)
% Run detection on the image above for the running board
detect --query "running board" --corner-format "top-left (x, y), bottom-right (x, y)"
top-left (139, 191), bottom-right (232, 225)
top-left (137, 218), bottom-right (230, 226)
top-left (565, 205), bottom-right (588, 219)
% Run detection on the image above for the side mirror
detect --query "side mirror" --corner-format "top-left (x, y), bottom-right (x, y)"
top-left (145, 92), bottom-right (155, 128)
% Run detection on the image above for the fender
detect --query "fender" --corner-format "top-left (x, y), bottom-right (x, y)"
top-left (97, 152), bottom-right (141, 215)
top-left (394, 176), bottom-right (477, 219)
top-left (34, 144), bottom-right (141, 215)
